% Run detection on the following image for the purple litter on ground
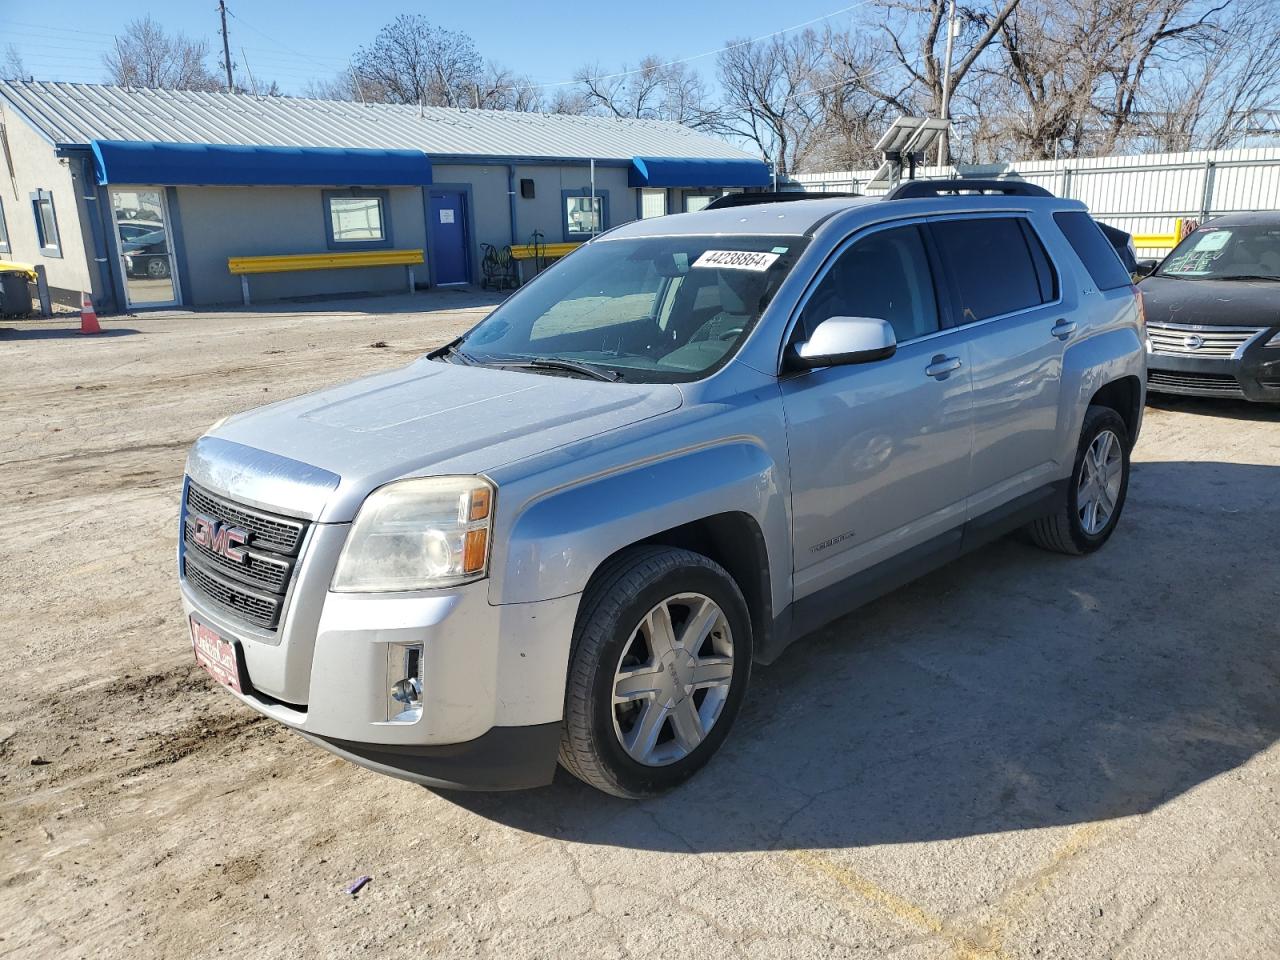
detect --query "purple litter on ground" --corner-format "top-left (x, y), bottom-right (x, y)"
top-left (347, 876), bottom-right (371, 896)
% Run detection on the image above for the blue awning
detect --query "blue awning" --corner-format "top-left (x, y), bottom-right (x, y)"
top-left (90, 140), bottom-right (433, 187)
top-left (629, 156), bottom-right (771, 189)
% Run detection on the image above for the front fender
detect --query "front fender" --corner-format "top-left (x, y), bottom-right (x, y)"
top-left (490, 439), bottom-right (789, 608)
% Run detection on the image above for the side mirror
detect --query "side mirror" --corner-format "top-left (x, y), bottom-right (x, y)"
top-left (1135, 259), bottom-right (1160, 278)
top-left (787, 316), bottom-right (897, 370)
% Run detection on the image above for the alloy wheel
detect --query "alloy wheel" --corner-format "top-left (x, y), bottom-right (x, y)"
top-left (610, 592), bottom-right (734, 767)
top-left (1077, 429), bottom-right (1124, 535)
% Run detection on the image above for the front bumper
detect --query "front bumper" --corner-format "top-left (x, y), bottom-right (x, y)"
top-left (180, 544), bottom-right (580, 790)
top-left (300, 723), bottom-right (562, 791)
top-left (1146, 336), bottom-right (1280, 403)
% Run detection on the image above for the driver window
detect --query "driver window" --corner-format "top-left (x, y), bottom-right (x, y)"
top-left (798, 225), bottom-right (939, 344)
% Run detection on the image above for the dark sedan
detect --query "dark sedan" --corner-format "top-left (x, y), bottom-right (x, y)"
top-left (1140, 213), bottom-right (1280, 403)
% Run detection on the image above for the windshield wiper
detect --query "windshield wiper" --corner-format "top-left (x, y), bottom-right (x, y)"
top-left (522, 357), bottom-right (621, 381)
top-left (1217, 274), bottom-right (1280, 282)
top-left (438, 342), bottom-right (477, 364)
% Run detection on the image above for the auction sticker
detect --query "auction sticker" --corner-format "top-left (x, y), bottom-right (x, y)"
top-left (692, 250), bottom-right (780, 272)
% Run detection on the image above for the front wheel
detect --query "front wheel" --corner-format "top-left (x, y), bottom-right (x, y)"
top-left (559, 546), bottom-right (752, 798)
top-left (1027, 405), bottom-right (1131, 555)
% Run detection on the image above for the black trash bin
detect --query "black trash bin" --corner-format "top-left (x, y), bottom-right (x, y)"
top-left (0, 271), bottom-right (33, 318)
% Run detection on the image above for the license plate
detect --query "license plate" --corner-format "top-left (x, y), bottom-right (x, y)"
top-left (190, 617), bottom-right (243, 693)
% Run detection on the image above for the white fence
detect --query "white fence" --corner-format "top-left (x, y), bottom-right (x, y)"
top-left (789, 147), bottom-right (1280, 255)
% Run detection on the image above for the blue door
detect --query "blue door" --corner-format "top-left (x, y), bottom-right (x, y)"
top-left (429, 191), bottom-right (469, 285)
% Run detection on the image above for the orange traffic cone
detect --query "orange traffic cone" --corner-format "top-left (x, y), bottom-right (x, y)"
top-left (79, 292), bottom-right (101, 335)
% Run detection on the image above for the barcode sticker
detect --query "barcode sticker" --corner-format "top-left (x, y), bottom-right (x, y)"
top-left (692, 250), bottom-right (780, 272)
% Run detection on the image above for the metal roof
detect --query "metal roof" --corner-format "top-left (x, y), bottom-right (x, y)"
top-left (0, 80), bottom-right (756, 163)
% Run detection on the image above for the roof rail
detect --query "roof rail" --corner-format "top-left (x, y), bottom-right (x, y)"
top-left (703, 190), bottom-right (861, 210)
top-left (884, 179), bottom-right (1053, 200)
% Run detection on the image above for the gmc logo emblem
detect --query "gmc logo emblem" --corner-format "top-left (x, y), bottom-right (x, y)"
top-left (190, 513), bottom-right (250, 562)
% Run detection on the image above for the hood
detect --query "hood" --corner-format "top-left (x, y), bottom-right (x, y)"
top-left (1140, 275), bottom-right (1280, 328)
top-left (208, 358), bottom-right (683, 521)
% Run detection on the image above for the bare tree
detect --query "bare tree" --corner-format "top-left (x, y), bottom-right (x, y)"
top-left (2, 44), bottom-right (27, 81)
top-left (350, 15), bottom-right (484, 106)
top-left (103, 16), bottom-right (221, 91)
top-left (574, 56), bottom-right (721, 128)
top-left (1140, 0), bottom-right (1280, 150)
top-left (716, 30), bottom-right (829, 175)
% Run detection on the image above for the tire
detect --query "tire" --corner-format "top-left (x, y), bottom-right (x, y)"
top-left (558, 545), bottom-right (752, 798)
top-left (1027, 405), bottom-right (1131, 555)
top-left (146, 257), bottom-right (170, 279)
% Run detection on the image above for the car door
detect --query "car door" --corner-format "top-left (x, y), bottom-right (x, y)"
top-left (927, 214), bottom-right (1067, 519)
top-left (780, 221), bottom-right (974, 602)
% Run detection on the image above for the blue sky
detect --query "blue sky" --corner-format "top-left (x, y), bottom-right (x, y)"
top-left (2, 1), bottom-right (865, 96)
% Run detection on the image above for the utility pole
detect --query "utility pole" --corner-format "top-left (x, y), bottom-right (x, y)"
top-left (937, 0), bottom-right (957, 167)
top-left (218, 1), bottom-right (234, 93)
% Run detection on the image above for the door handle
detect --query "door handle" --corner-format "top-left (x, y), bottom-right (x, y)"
top-left (925, 355), bottom-right (963, 380)
top-left (1051, 319), bottom-right (1078, 341)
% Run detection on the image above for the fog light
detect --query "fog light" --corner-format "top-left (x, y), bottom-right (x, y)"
top-left (386, 644), bottom-right (423, 722)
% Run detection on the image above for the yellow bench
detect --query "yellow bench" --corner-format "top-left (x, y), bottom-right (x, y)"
top-left (508, 242), bottom-right (581, 261)
top-left (227, 249), bottom-right (425, 304)
top-left (507, 242), bottom-right (581, 286)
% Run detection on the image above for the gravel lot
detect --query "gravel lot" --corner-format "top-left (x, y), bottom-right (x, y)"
top-left (1, 292), bottom-right (1276, 960)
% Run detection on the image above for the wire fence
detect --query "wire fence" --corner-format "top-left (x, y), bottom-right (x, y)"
top-left (789, 147), bottom-right (1280, 254)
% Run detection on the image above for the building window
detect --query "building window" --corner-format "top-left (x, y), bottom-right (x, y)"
top-left (562, 189), bottom-right (608, 242)
top-left (640, 189), bottom-right (666, 219)
top-left (322, 189), bottom-right (392, 249)
top-left (0, 198), bottom-right (9, 254)
top-left (31, 189), bottom-right (61, 257)
top-left (683, 192), bottom-right (719, 213)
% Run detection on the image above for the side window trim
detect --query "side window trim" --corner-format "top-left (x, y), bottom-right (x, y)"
top-left (779, 216), bottom-right (941, 368)
top-left (925, 212), bottom-right (1064, 331)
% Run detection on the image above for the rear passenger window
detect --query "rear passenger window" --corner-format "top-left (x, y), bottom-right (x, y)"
top-left (931, 217), bottom-right (1052, 323)
top-left (1053, 211), bottom-right (1133, 290)
top-left (798, 225), bottom-right (939, 344)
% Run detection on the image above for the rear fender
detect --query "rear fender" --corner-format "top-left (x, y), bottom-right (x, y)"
top-left (1059, 322), bottom-right (1146, 459)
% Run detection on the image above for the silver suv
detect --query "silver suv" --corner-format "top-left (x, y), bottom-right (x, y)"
top-left (178, 182), bottom-right (1145, 798)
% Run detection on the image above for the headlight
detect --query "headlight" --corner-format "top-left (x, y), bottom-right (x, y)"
top-left (332, 476), bottom-right (494, 592)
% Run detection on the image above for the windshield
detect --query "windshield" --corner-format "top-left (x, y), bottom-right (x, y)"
top-left (1157, 223), bottom-right (1280, 280)
top-left (451, 235), bottom-right (808, 382)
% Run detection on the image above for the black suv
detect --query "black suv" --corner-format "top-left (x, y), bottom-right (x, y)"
top-left (1140, 213), bottom-right (1280, 403)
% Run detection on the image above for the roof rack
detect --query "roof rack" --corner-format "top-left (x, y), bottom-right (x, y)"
top-left (703, 191), bottom-right (861, 210)
top-left (885, 179), bottom-right (1053, 200)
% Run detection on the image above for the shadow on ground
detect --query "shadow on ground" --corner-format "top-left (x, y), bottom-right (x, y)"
top-left (1147, 392), bottom-right (1280, 422)
top-left (444, 460), bottom-right (1280, 852)
top-left (0, 326), bottom-right (141, 340)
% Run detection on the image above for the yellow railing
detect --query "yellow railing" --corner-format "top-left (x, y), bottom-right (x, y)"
top-left (227, 249), bottom-right (424, 275)
top-left (1132, 219), bottom-right (1185, 250)
top-left (508, 242), bottom-right (581, 261)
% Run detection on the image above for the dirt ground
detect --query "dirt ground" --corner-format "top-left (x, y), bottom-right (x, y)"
top-left (1, 292), bottom-right (1276, 960)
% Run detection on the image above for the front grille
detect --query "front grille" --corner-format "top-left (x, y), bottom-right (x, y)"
top-left (185, 482), bottom-right (306, 554)
top-left (181, 481), bottom-right (311, 631)
top-left (1148, 370), bottom-right (1245, 397)
top-left (1147, 322), bottom-right (1264, 358)
top-left (185, 561), bottom-right (282, 629)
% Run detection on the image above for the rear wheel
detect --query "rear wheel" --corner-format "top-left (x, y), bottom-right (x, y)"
top-left (559, 546), bottom-right (751, 798)
top-left (1027, 405), bottom-right (1131, 555)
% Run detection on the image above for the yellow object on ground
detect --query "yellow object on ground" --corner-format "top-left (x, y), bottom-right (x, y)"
top-left (227, 249), bottom-right (424, 275)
